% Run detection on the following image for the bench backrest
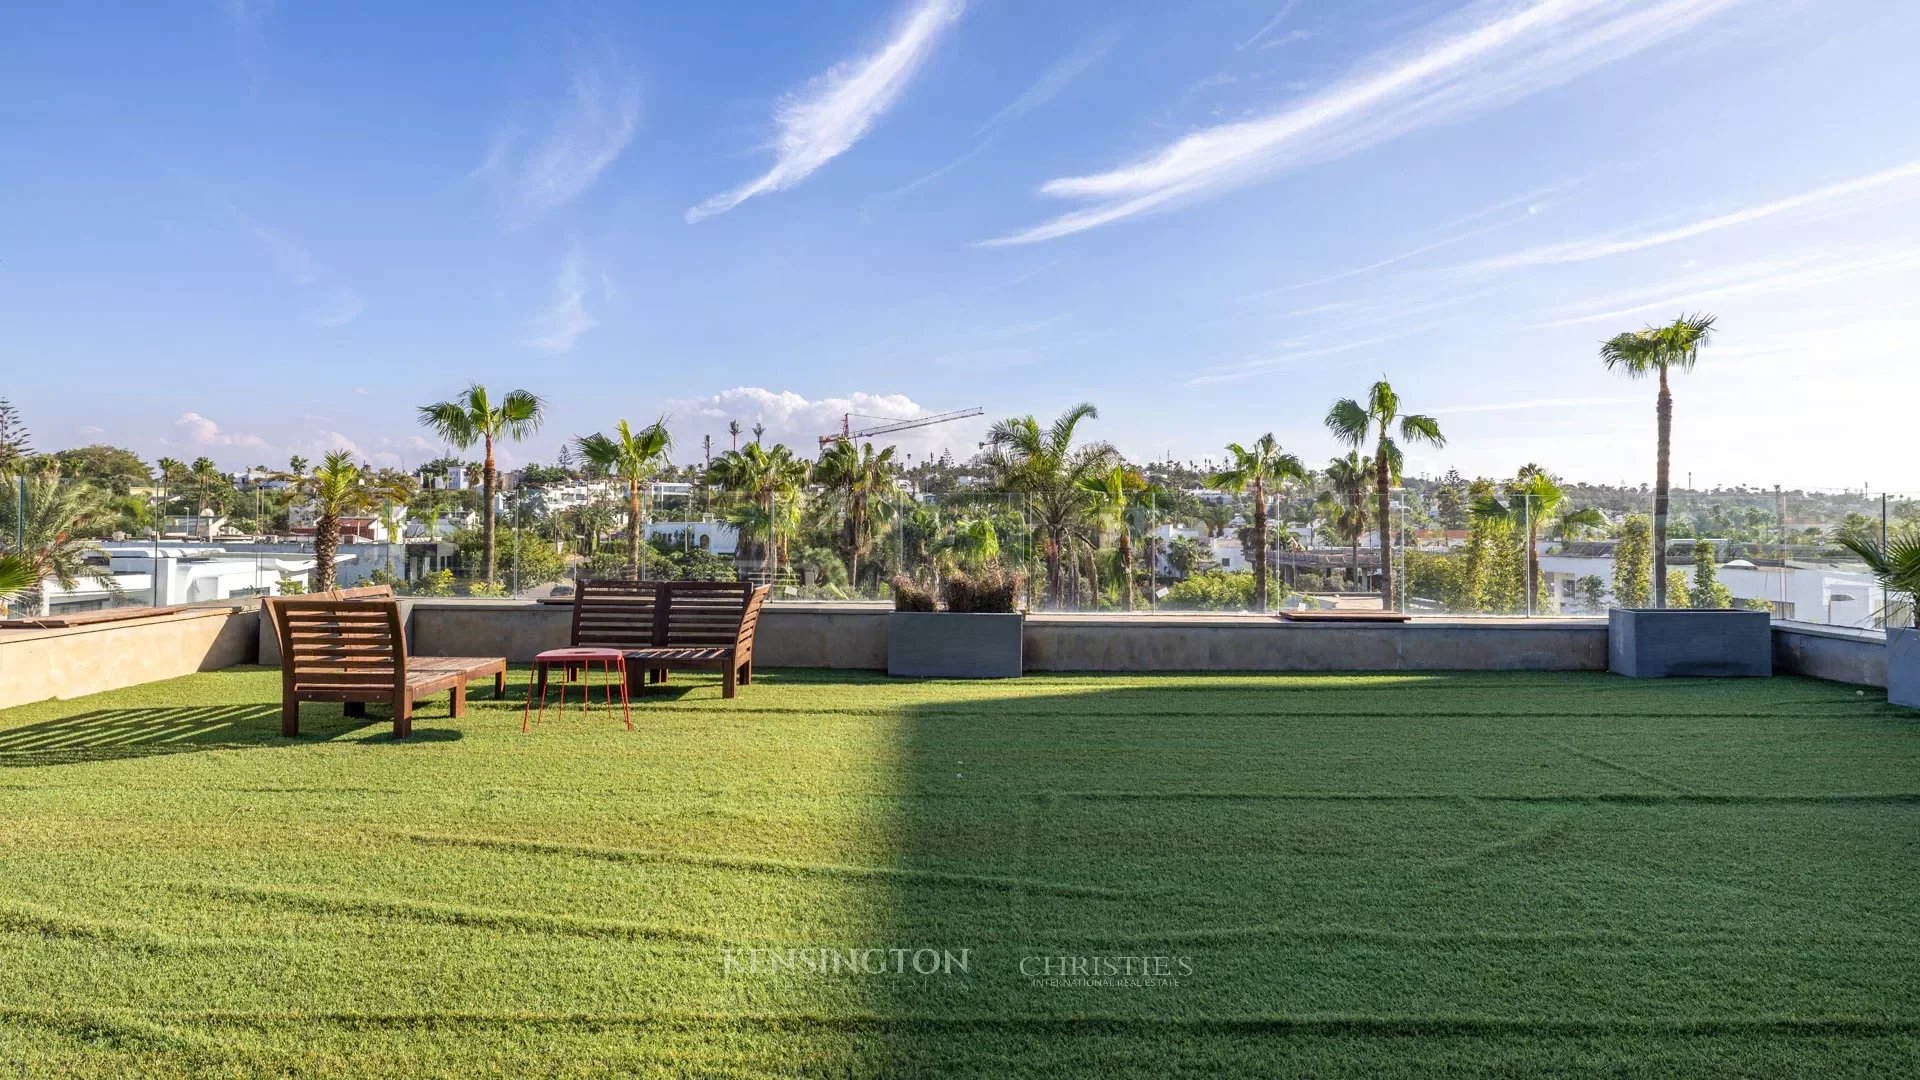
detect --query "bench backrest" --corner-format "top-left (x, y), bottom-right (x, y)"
top-left (266, 597), bottom-right (407, 698)
top-left (572, 579), bottom-right (766, 653)
top-left (658, 580), bottom-right (754, 648)
top-left (571, 579), bottom-right (662, 650)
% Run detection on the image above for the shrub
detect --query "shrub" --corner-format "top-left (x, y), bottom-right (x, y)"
top-left (942, 567), bottom-right (1024, 614)
top-left (892, 575), bottom-right (937, 612)
top-left (1161, 569), bottom-right (1257, 611)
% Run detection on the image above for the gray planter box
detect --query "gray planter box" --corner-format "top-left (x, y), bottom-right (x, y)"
top-left (1608, 607), bottom-right (1771, 677)
top-left (888, 612), bottom-right (1023, 678)
top-left (1891, 627), bottom-right (1920, 709)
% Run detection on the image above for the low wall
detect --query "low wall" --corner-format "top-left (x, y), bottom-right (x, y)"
top-left (0, 604), bottom-right (259, 710)
top-left (387, 602), bottom-right (1609, 673)
top-left (1772, 623), bottom-right (1886, 688)
top-left (0, 603), bottom-right (1897, 712)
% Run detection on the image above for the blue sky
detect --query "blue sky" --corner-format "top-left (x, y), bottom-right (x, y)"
top-left (3, 0), bottom-right (1917, 491)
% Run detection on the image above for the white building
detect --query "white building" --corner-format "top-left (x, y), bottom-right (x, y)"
top-left (642, 520), bottom-right (738, 555)
top-left (1538, 548), bottom-right (1882, 626)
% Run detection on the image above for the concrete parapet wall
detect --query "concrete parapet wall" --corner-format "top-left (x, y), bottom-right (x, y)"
top-left (1771, 623), bottom-right (1887, 688)
top-left (0, 604), bottom-right (259, 710)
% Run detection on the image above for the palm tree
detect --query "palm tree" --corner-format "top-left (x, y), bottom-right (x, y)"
top-left (1326, 379), bottom-right (1445, 609)
top-left (1077, 463), bottom-right (1148, 610)
top-left (1471, 471), bottom-right (1603, 614)
top-left (1836, 532), bottom-right (1920, 629)
top-left (183, 456), bottom-right (229, 518)
top-left (706, 442), bottom-right (809, 579)
top-left (751, 422), bottom-right (766, 445)
top-left (0, 469), bottom-right (118, 615)
top-left (1323, 453), bottom-right (1375, 588)
top-left (281, 452), bottom-right (410, 593)
top-left (1601, 313), bottom-right (1717, 608)
top-left (981, 403), bottom-right (1118, 609)
top-left (417, 383), bottom-right (546, 587)
top-left (815, 438), bottom-right (897, 591)
top-left (1207, 434), bottom-right (1306, 612)
top-left (574, 418), bottom-right (674, 579)
top-left (728, 420), bottom-right (741, 451)
top-left (0, 554), bottom-right (35, 614)
top-left (1196, 501), bottom-right (1236, 539)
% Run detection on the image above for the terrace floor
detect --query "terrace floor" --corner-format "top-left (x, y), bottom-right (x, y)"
top-left (0, 669), bottom-right (1916, 1077)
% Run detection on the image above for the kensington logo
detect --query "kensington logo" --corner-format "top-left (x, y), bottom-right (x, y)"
top-left (722, 947), bottom-right (972, 976)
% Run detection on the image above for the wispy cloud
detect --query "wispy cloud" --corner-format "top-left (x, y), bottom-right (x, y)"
top-left (1533, 246), bottom-right (1920, 327)
top-left (228, 206), bottom-right (364, 328)
top-left (979, 25), bottom-right (1121, 134)
top-left (1184, 328), bottom-right (1432, 386)
top-left (478, 62), bottom-right (640, 217)
top-left (1257, 212), bottom-right (1533, 294)
top-left (984, 0), bottom-right (1751, 246)
top-left (525, 248), bottom-right (598, 354)
top-left (310, 287), bottom-right (365, 329)
top-left (874, 25), bottom-right (1118, 203)
top-left (1429, 396), bottom-right (1633, 415)
top-left (1454, 158), bottom-right (1920, 272)
top-left (1237, 1), bottom-right (1300, 50)
top-left (687, 0), bottom-right (964, 223)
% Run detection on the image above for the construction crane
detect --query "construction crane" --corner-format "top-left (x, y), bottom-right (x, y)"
top-left (819, 406), bottom-right (984, 447)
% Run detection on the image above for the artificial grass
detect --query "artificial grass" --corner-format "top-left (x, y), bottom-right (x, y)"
top-left (0, 667), bottom-right (1915, 1077)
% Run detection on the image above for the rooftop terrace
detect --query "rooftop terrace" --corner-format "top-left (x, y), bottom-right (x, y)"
top-left (1, 666), bottom-right (1916, 1076)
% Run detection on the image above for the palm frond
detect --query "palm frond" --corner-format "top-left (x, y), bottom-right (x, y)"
top-left (1324, 398), bottom-right (1369, 446)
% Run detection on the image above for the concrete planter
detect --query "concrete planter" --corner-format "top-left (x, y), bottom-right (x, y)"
top-left (1608, 607), bottom-right (1771, 678)
top-left (888, 612), bottom-right (1024, 678)
top-left (1891, 627), bottom-right (1920, 709)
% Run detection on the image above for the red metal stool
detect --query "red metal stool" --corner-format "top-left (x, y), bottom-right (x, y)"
top-left (524, 648), bottom-right (631, 732)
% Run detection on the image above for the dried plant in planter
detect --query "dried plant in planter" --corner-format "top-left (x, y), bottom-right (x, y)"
top-left (891, 575), bottom-right (938, 612)
top-left (942, 567), bottom-right (1025, 614)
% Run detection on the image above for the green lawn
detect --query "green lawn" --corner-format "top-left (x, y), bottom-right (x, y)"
top-left (0, 667), bottom-right (1916, 1077)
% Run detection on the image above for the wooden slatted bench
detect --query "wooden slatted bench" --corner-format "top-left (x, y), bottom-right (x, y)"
top-left (265, 596), bottom-right (506, 738)
top-left (571, 579), bottom-right (769, 698)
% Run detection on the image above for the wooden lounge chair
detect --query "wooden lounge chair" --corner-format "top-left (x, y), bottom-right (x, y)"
top-left (265, 597), bottom-right (506, 738)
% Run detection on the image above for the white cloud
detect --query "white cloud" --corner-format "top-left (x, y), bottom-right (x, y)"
top-left (984, 0), bottom-right (1751, 245)
top-left (479, 62), bottom-right (640, 217)
top-left (524, 248), bottom-right (597, 354)
top-left (664, 387), bottom-right (982, 459)
top-left (175, 412), bottom-right (268, 450)
top-left (687, 0), bottom-right (964, 222)
top-left (1457, 158), bottom-right (1920, 272)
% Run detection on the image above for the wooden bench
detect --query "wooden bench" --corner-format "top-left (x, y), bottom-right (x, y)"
top-left (572, 579), bottom-right (770, 698)
top-left (265, 597), bottom-right (506, 738)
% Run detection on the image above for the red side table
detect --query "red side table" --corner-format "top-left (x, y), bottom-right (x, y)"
top-left (524, 648), bottom-right (631, 732)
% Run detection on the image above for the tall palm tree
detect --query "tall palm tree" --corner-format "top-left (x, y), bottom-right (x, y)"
top-left (1207, 434), bottom-right (1306, 612)
top-left (1601, 312), bottom-right (1717, 608)
top-left (751, 422), bottom-right (766, 445)
top-left (1326, 379), bottom-right (1445, 609)
top-left (815, 438), bottom-right (897, 591)
top-left (574, 417), bottom-right (674, 579)
top-left (281, 452), bottom-right (409, 593)
top-left (417, 383), bottom-right (546, 587)
top-left (981, 403), bottom-right (1118, 609)
top-left (1471, 471), bottom-right (1603, 614)
top-left (183, 456), bottom-right (229, 518)
top-left (0, 470), bottom-right (117, 615)
top-left (1324, 453), bottom-right (1375, 588)
top-left (1077, 463), bottom-right (1147, 610)
top-left (728, 420), bottom-right (741, 451)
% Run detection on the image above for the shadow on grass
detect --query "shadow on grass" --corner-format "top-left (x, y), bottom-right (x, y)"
top-left (0, 704), bottom-right (462, 766)
top-left (822, 673), bottom-right (1920, 1076)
